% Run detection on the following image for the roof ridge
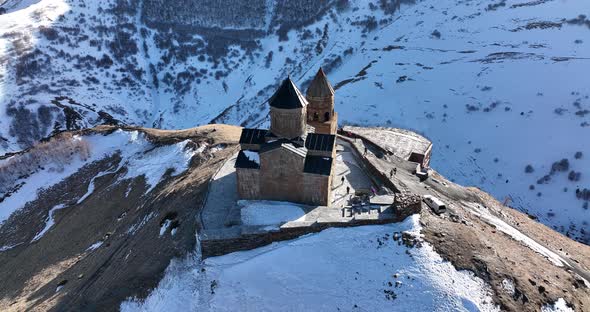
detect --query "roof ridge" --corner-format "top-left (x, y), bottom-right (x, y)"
top-left (269, 77), bottom-right (308, 109)
top-left (306, 67), bottom-right (335, 98)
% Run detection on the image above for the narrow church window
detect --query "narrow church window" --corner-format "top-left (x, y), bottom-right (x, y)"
top-left (324, 111), bottom-right (330, 121)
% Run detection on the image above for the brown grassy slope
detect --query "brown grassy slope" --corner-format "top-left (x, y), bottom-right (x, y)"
top-left (420, 171), bottom-right (590, 312)
top-left (0, 124), bottom-right (240, 312)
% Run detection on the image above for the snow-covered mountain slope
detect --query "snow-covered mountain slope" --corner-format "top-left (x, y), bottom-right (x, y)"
top-left (0, 0), bottom-right (588, 244)
top-left (121, 216), bottom-right (501, 312)
top-left (315, 0), bottom-right (590, 244)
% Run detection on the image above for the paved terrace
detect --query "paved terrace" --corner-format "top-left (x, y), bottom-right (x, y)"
top-left (199, 137), bottom-right (422, 257)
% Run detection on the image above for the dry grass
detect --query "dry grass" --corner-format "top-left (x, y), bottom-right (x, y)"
top-left (88, 124), bottom-right (242, 146)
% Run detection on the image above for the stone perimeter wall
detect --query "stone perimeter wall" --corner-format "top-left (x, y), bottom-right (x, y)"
top-left (201, 197), bottom-right (421, 258)
top-left (337, 134), bottom-right (401, 193)
top-left (236, 167), bottom-right (260, 199)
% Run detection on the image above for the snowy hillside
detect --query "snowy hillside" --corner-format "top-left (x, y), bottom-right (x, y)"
top-left (0, 0), bottom-right (588, 244)
top-left (121, 216), bottom-right (502, 312)
top-left (0, 128), bottom-right (199, 239)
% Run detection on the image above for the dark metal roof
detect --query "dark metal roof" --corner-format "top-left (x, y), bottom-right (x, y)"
top-left (269, 77), bottom-right (308, 109)
top-left (303, 155), bottom-right (333, 176)
top-left (239, 128), bottom-right (268, 145)
top-left (235, 150), bottom-right (260, 169)
top-left (305, 133), bottom-right (335, 152)
top-left (306, 67), bottom-right (334, 98)
top-left (259, 139), bottom-right (306, 157)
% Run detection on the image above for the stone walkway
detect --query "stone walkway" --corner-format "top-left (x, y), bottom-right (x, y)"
top-left (331, 142), bottom-right (375, 208)
top-left (201, 153), bottom-right (241, 231)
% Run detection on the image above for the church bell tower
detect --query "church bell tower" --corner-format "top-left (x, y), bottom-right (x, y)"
top-left (305, 68), bottom-right (337, 134)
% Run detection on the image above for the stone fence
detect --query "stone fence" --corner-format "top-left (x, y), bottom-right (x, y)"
top-left (200, 198), bottom-right (421, 258)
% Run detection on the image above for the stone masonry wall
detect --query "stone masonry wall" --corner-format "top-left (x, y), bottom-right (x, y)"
top-left (259, 147), bottom-right (305, 203)
top-left (302, 173), bottom-right (331, 205)
top-left (270, 107), bottom-right (306, 139)
top-left (307, 96), bottom-right (336, 135)
top-left (236, 167), bottom-right (260, 199)
top-left (200, 199), bottom-right (421, 258)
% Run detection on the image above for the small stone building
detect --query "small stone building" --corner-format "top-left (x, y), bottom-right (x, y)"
top-left (235, 70), bottom-right (337, 206)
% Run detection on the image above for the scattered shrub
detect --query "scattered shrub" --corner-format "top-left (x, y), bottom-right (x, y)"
top-left (0, 133), bottom-right (90, 196)
top-left (568, 171), bottom-right (581, 182)
top-left (550, 158), bottom-right (569, 173)
top-left (537, 175), bottom-right (551, 184)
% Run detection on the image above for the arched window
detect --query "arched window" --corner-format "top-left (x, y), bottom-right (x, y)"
top-left (324, 111), bottom-right (330, 121)
top-left (313, 112), bottom-right (319, 121)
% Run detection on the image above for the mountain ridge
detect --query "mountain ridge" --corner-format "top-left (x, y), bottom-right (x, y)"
top-left (0, 124), bottom-right (588, 311)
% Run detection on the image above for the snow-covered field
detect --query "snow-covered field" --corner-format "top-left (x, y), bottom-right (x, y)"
top-left (121, 215), bottom-right (500, 312)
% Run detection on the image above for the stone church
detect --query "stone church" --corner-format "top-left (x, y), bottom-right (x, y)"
top-left (235, 68), bottom-right (337, 206)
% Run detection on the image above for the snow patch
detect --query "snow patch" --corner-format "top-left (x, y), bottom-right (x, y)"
top-left (0, 129), bottom-right (198, 226)
top-left (468, 203), bottom-right (565, 267)
top-left (160, 219), bottom-right (172, 236)
top-left (243, 150), bottom-right (260, 165)
top-left (86, 241), bottom-right (103, 251)
top-left (120, 132), bottom-right (197, 192)
top-left (31, 204), bottom-right (66, 241)
top-left (501, 278), bottom-right (516, 296)
top-left (127, 211), bottom-right (155, 235)
top-left (239, 200), bottom-right (306, 226)
top-left (0, 243), bottom-right (22, 252)
top-left (541, 298), bottom-right (574, 312)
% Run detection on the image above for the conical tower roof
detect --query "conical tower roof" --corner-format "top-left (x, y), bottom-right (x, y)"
top-left (269, 77), bottom-right (308, 109)
top-left (306, 67), bottom-right (334, 98)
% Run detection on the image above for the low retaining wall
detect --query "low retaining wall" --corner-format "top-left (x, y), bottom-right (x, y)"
top-left (338, 128), bottom-right (392, 157)
top-left (200, 197), bottom-right (421, 258)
